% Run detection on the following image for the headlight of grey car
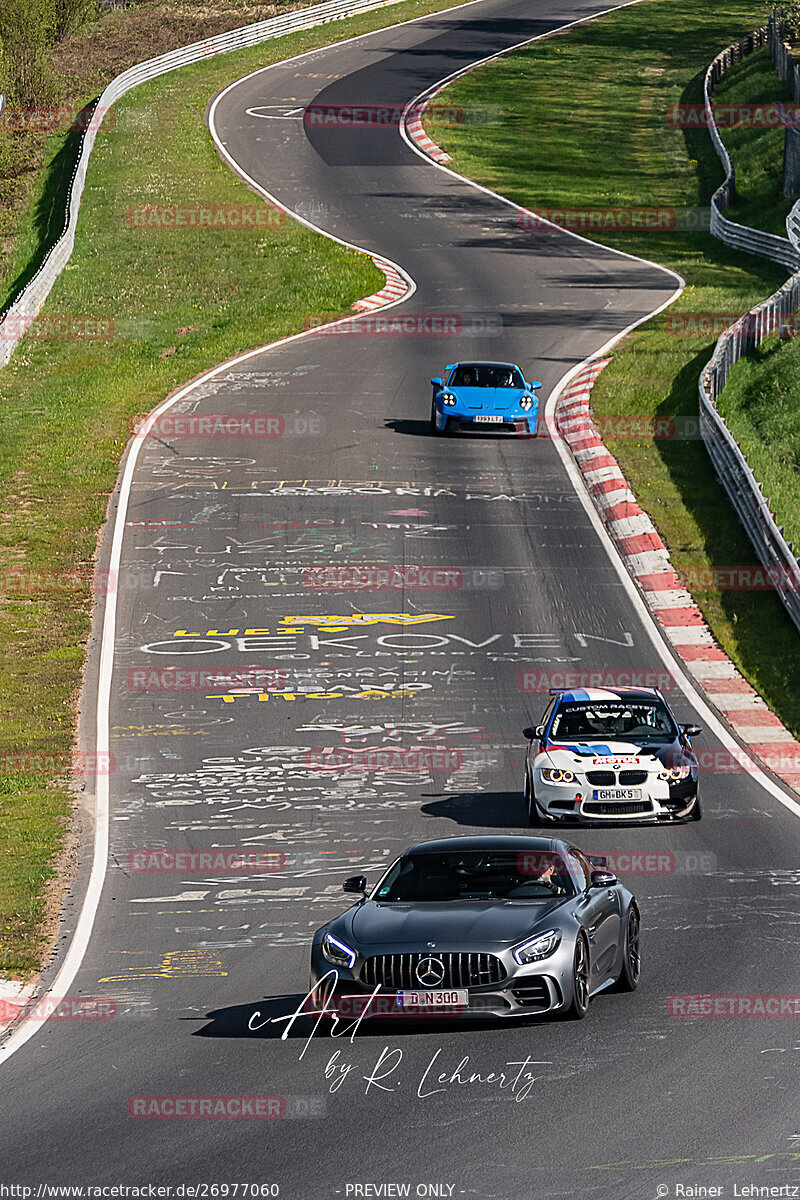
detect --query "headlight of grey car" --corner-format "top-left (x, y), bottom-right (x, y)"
top-left (512, 928), bottom-right (562, 965)
top-left (442, 392), bottom-right (457, 406)
top-left (520, 395), bottom-right (534, 410)
top-left (321, 932), bottom-right (357, 968)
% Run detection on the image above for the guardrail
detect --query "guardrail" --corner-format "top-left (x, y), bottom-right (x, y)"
top-left (698, 26), bottom-right (800, 632)
top-left (0, 0), bottom-right (410, 367)
top-left (788, 197), bottom-right (800, 247)
top-left (769, 12), bottom-right (800, 101)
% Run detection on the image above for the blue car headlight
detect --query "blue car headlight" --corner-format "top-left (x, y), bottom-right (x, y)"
top-left (321, 932), bottom-right (357, 968)
top-left (513, 928), bottom-right (561, 965)
top-left (520, 394), bottom-right (534, 411)
top-left (441, 392), bottom-right (457, 406)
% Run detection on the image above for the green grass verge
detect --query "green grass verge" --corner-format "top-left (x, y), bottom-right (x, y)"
top-left (709, 47), bottom-right (800, 550)
top-left (0, 0), bottom-right (323, 312)
top-left (713, 45), bottom-right (795, 236)
top-left (428, 0), bottom-right (800, 737)
top-left (0, 0), bottom-right (469, 978)
top-left (719, 334), bottom-right (800, 549)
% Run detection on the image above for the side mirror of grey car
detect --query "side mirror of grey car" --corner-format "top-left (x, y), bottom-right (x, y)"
top-left (680, 723), bottom-right (703, 738)
top-left (430, 377), bottom-right (443, 387)
top-left (343, 875), bottom-right (367, 895)
top-left (589, 870), bottom-right (617, 889)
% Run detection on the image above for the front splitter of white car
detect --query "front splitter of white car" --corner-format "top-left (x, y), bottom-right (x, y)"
top-left (530, 743), bottom-right (698, 823)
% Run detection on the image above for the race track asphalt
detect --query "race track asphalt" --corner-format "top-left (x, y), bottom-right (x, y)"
top-left (1, 1), bottom-right (799, 1196)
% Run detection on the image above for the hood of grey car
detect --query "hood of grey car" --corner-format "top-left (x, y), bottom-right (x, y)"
top-left (349, 899), bottom-right (563, 946)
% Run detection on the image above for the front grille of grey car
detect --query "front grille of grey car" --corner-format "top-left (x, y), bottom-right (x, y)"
top-left (583, 800), bottom-right (652, 815)
top-left (618, 770), bottom-right (648, 785)
top-left (360, 952), bottom-right (506, 990)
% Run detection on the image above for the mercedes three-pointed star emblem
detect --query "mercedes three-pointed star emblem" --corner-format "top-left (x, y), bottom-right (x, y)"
top-left (415, 956), bottom-right (446, 987)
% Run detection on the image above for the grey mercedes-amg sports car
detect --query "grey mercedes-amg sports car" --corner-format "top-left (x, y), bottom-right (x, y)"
top-left (309, 835), bottom-right (640, 1020)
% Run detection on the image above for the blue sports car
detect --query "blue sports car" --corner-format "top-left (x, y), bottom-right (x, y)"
top-left (430, 360), bottom-right (542, 436)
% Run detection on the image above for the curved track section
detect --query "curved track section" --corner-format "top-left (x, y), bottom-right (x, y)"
top-left (2, 2), bottom-right (800, 1197)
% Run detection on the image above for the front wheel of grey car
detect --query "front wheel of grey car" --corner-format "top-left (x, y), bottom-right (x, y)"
top-left (564, 934), bottom-right (590, 1020)
top-left (612, 905), bottom-right (641, 993)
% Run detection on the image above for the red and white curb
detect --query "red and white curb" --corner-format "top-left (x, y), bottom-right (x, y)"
top-left (557, 358), bottom-right (800, 795)
top-left (351, 256), bottom-right (411, 310)
top-left (405, 99), bottom-right (453, 164)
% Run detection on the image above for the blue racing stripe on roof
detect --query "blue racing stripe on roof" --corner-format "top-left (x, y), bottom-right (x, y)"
top-left (560, 688), bottom-right (623, 703)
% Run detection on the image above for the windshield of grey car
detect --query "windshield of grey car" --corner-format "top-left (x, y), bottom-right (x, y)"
top-left (549, 700), bottom-right (677, 741)
top-left (374, 850), bottom-right (576, 902)
top-left (449, 364), bottom-right (524, 388)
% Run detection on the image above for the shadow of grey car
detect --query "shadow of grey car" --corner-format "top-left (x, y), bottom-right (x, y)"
top-left (309, 836), bottom-right (640, 1022)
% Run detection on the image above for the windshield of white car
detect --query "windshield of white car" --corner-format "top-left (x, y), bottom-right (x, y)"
top-left (549, 701), bottom-right (677, 741)
top-left (373, 850), bottom-right (576, 903)
top-left (449, 364), bottom-right (524, 389)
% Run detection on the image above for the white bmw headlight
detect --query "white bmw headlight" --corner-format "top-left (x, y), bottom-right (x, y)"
top-left (520, 395), bottom-right (534, 410)
top-left (513, 928), bottom-right (561, 965)
top-left (442, 392), bottom-right (457, 406)
top-left (540, 767), bottom-right (575, 784)
top-left (321, 932), bottom-right (357, 968)
top-left (659, 765), bottom-right (691, 781)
